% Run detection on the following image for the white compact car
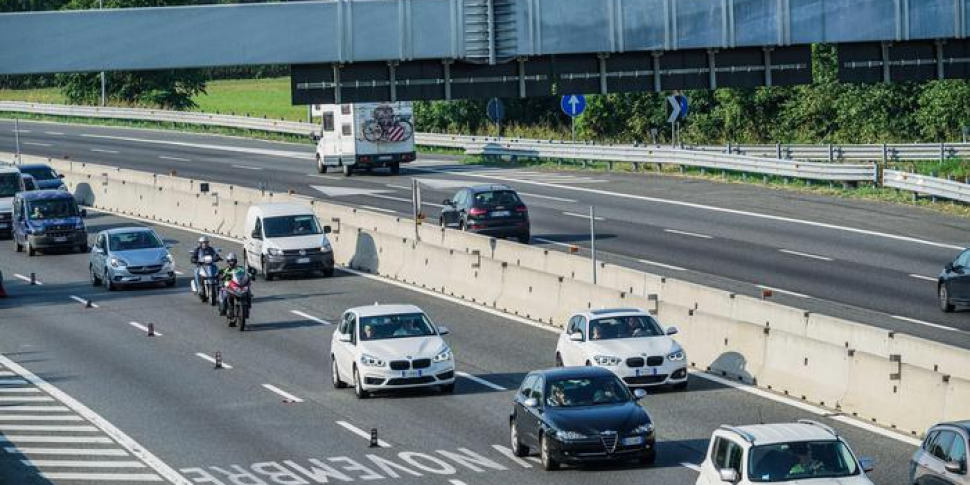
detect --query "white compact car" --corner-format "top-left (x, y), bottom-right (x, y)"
top-left (696, 420), bottom-right (875, 485)
top-left (330, 304), bottom-right (455, 399)
top-left (555, 308), bottom-right (688, 389)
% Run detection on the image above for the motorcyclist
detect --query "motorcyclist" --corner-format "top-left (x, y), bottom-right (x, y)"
top-left (218, 253), bottom-right (239, 317)
top-left (190, 236), bottom-right (221, 298)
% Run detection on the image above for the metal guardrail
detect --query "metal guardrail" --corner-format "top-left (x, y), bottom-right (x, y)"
top-left (3, 102), bottom-right (969, 204)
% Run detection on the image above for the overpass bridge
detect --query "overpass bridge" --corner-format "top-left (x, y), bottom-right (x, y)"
top-left (2, 0), bottom-right (970, 102)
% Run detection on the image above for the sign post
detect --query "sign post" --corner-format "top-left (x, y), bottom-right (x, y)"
top-left (411, 178), bottom-right (423, 240)
top-left (561, 95), bottom-right (587, 142)
top-left (486, 98), bottom-right (505, 137)
top-left (14, 118), bottom-right (21, 165)
top-left (590, 205), bottom-right (597, 285)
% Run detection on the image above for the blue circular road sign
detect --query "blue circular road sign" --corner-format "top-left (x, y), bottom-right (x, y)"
top-left (561, 94), bottom-right (587, 117)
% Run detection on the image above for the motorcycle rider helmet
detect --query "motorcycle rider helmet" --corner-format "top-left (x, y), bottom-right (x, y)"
top-left (198, 235), bottom-right (210, 246)
top-left (226, 252), bottom-right (238, 267)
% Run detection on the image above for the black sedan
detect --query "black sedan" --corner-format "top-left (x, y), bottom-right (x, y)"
top-left (509, 366), bottom-right (656, 471)
top-left (939, 248), bottom-right (970, 312)
top-left (439, 184), bottom-right (530, 243)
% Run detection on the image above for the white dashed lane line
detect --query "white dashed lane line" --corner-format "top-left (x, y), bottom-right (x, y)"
top-left (43, 131), bottom-right (65, 136)
top-left (360, 205), bottom-right (399, 214)
top-left (455, 371), bottom-right (507, 391)
top-left (194, 352), bottom-right (232, 369)
top-left (231, 164), bottom-right (263, 171)
top-left (13, 273), bottom-right (42, 285)
top-left (23, 142), bottom-right (52, 147)
top-left (909, 274), bottom-right (937, 282)
top-left (778, 249), bottom-right (833, 261)
top-left (892, 315), bottom-right (970, 334)
top-left (638, 259), bottom-right (688, 272)
top-left (129, 322), bottom-right (163, 336)
top-left (261, 384), bottom-right (304, 403)
top-left (664, 229), bottom-right (713, 239)
top-left (69, 295), bottom-right (99, 308)
top-left (290, 310), bottom-right (333, 325)
top-left (518, 192), bottom-right (577, 203)
top-left (756, 285), bottom-right (812, 299)
top-left (336, 420), bottom-right (391, 447)
top-left (562, 211), bottom-right (605, 221)
top-left (159, 156), bottom-right (190, 162)
top-left (90, 148), bottom-right (119, 154)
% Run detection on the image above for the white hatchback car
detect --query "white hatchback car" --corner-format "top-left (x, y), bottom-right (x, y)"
top-left (330, 304), bottom-right (456, 399)
top-left (555, 308), bottom-right (688, 389)
top-left (696, 420), bottom-right (875, 485)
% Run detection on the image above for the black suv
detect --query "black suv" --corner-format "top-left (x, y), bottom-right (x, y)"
top-left (440, 185), bottom-right (530, 243)
top-left (940, 248), bottom-right (970, 312)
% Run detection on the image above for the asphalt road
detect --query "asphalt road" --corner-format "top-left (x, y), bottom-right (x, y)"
top-left (2, 119), bottom-right (970, 349)
top-left (0, 212), bottom-right (920, 485)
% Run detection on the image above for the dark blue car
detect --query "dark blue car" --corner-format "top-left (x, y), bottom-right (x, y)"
top-left (17, 164), bottom-right (67, 191)
top-left (12, 190), bottom-right (88, 256)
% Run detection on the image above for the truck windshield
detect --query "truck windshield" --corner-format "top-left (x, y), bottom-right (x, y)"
top-left (26, 199), bottom-right (79, 220)
top-left (0, 173), bottom-right (21, 198)
top-left (263, 215), bottom-right (321, 238)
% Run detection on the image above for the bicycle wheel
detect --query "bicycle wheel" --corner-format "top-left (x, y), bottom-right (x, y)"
top-left (362, 120), bottom-right (383, 142)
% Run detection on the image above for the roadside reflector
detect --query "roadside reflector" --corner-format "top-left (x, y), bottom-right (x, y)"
top-left (147, 323), bottom-right (156, 337)
top-left (214, 351), bottom-right (223, 369)
top-left (29, 273), bottom-right (37, 285)
top-left (370, 429), bottom-right (379, 448)
top-left (761, 289), bottom-right (773, 299)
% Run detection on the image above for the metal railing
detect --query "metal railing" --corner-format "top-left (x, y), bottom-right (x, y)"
top-left (884, 170), bottom-right (970, 203)
top-left (690, 142), bottom-right (970, 163)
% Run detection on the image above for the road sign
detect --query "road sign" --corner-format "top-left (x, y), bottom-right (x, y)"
top-left (561, 95), bottom-right (587, 117)
top-left (666, 95), bottom-right (689, 123)
top-left (678, 95), bottom-right (689, 119)
top-left (486, 98), bottom-right (505, 123)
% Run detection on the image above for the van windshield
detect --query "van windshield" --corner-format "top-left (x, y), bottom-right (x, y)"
top-left (27, 199), bottom-right (79, 220)
top-left (0, 173), bottom-right (21, 198)
top-left (263, 215), bottom-right (321, 238)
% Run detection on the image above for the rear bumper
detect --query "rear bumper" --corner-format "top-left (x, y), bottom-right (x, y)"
top-left (355, 152), bottom-right (416, 166)
top-left (266, 252), bottom-right (334, 274)
top-left (466, 222), bottom-right (530, 238)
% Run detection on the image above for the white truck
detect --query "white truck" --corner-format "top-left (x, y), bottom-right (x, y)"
top-left (314, 102), bottom-right (417, 176)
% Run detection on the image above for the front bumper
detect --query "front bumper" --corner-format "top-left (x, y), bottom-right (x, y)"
top-left (266, 252), bottom-right (334, 274)
top-left (608, 361), bottom-right (688, 387)
top-left (27, 230), bottom-right (87, 249)
top-left (360, 361), bottom-right (455, 391)
top-left (549, 432), bottom-right (656, 464)
top-left (108, 265), bottom-right (176, 286)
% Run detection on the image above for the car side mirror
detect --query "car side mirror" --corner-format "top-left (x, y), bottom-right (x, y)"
top-left (80, 209), bottom-right (87, 218)
top-left (718, 468), bottom-right (739, 483)
top-left (633, 388), bottom-right (647, 400)
top-left (859, 457), bottom-right (875, 473)
top-left (323, 225), bottom-right (332, 234)
top-left (338, 333), bottom-right (353, 343)
top-left (569, 332), bottom-right (584, 342)
top-left (443, 199), bottom-right (454, 206)
top-left (58, 173), bottom-right (65, 179)
top-left (523, 397), bottom-right (539, 408)
top-left (251, 230), bottom-right (261, 240)
top-left (666, 326), bottom-right (679, 336)
top-left (438, 326), bottom-right (450, 335)
top-left (944, 461), bottom-right (962, 474)
top-left (946, 262), bottom-right (955, 272)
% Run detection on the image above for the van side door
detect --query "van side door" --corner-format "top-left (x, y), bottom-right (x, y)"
top-left (247, 218), bottom-right (264, 269)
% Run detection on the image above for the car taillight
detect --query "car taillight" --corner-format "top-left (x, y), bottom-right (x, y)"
top-left (515, 206), bottom-right (528, 213)
top-left (359, 156), bottom-right (371, 163)
top-left (468, 207), bottom-right (487, 217)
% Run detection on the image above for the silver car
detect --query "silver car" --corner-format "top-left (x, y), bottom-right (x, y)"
top-left (911, 421), bottom-right (969, 485)
top-left (89, 227), bottom-right (176, 290)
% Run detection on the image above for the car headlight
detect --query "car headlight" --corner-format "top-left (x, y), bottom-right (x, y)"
top-left (360, 354), bottom-right (386, 367)
top-left (320, 239), bottom-right (332, 253)
top-left (433, 347), bottom-right (452, 363)
top-left (632, 422), bottom-right (655, 435)
top-left (29, 226), bottom-right (45, 235)
top-left (593, 355), bottom-right (622, 366)
top-left (267, 247), bottom-right (282, 256)
top-left (556, 430), bottom-right (587, 441)
top-left (667, 351), bottom-right (686, 362)
top-left (110, 257), bottom-right (128, 268)
top-left (162, 254), bottom-right (174, 267)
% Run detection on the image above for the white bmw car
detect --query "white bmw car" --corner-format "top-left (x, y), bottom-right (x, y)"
top-left (330, 304), bottom-right (456, 398)
top-left (555, 308), bottom-right (688, 390)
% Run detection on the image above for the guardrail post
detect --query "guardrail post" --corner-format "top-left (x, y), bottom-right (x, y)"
top-left (776, 143), bottom-right (782, 159)
top-left (828, 144), bottom-right (834, 163)
top-left (940, 143), bottom-right (946, 163)
top-left (931, 172), bottom-right (937, 203)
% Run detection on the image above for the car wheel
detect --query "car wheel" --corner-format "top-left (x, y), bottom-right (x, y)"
top-left (353, 366), bottom-right (369, 399)
top-left (165, 278), bottom-right (176, 288)
top-left (316, 156), bottom-right (328, 174)
top-left (104, 269), bottom-right (116, 291)
top-left (331, 357), bottom-right (347, 389)
top-left (323, 267), bottom-right (335, 277)
top-left (510, 420), bottom-right (529, 457)
top-left (440, 383), bottom-right (455, 394)
top-left (555, 353), bottom-right (563, 367)
top-left (89, 265), bottom-right (102, 286)
top-left (639, 450), bottom-right (656, 466)
top-left (342, 164), bottom-right (352, 177)
top-left (540, 434), bottom-right (559, 471)
top-left (940, 284), bottom-right (955, 313)
top-left (672, 381), bottom-right (688, 391)
top-left (26, 240), bottom-right (35, 257)
top-left (14, 237), bottom-right (22, 253)
top-left (261, 257), bottom-right (273, 281)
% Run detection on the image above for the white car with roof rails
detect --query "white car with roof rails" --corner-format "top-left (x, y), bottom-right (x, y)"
top-left (556, 308), bottom-right (688, 390)
top-left (0, 165), bottom-right (25, 239)
top-left (330, 304), bottom-right (456, 399)
top-left (696, 420), bottom-right (875, 485)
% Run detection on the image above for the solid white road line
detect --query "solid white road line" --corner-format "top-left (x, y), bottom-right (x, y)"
top-left (385, 184), bottom-right (411, 190)
top-left (0, 415), bottom-right (84, 421)
top-left (518, 192), bottom-right (578, 203)
top-left (290, 310), bottom-right (332, 325)
top-left (532, 237), bottom-right (577, 249)
top-left (11, 129), bottom-right (32, 133)
top-left (231, 164), bottom-right (263, 171)
top-left (360, 205), bottom-right (399, 214)
top-left (0, 396), bottom-right (53, 402)
top-left (455, 371), bottom-right (507, 391)
top-left (0, 388), bottom-right (41, 393)
top-left (681, 462), bottom-right (702, 472)
top-left (307, 174), bottom-right (341, 180)
top-left (158, 156), bottom-right (189, 162)
top-left (90, 149), bottom-right (119, 154)
top-left (665, 229), bottom-right (713, 239)
top-left (195, 353), bottom-right (232, 369)
top-left (0, 406), bottom-right (71, 412)
top-left (449, 480), bottom-right (469, 485)
top-left (261, 384), bottom-right (304, 403)
top-left (44, 131), bottom-right (65, 136)
top-left (0, 436), bottom-right (113, 444)
top-left (40, 473), bottom-right (162, 482)
top-left (128, 322), bottom-right (162, 336)
top-left (909, 274), bottom-right (937, 282)
top-left (7, 447), bottom-right (129, 456)
top-left (638, 259), bottom-right (688, 272)
top-left (891, 315), bottom-right (968, 334)
top-left (23, 460), bottom-right (145, 468)
top-left (0, 425), bottom-right (98, 432)
top-left (563, 211), bottom-right (605, 221)
top-left (336, 420), bottom-right (391, 447)
top-left (69, 295), bottom-right (99, 308)
top-left (756, 285), bottom-right (812, 299)
top-left (23, 142), bottom-right (52, 147)
top-left (779, 249), bottom-right (833, 261)
top-left (13, 273), bottom-right (43, 285)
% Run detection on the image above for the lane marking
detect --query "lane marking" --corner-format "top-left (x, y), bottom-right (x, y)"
top-left (756, 285), bottom-right (812, 299)
top-left (533, 237), bottom-right (577, 249)
top-left (195, 353), bottom-right (232, 369)
top-left (261, 384), bottom-right (304, 403)
top-left (909, 274), bottom-right (937, 282)
top-left (69, 295), bottom-right (99, 308)
top-left (129, 322), bottom-right (162, 336)
top-left (336, 420), bottom-right (391, 447)
top-left (892, 315), bottom-right (969, 334)
top-left (0, 415), bottom-right (84, 421)
top-left (10, 129), bottom-right (32, 133)
top-left (455, 371), bottom-right (507, 391)
top-left (90, 148), bottom-right (119, 154)
top-left (385, 184), bottom-right (410, 190)
top-left (563, 211), bottom-right (605, 221)
top-left (518, 192), bottom-right (577, 203)
top-left (360, 205), bottom-right (399, 214)
top-left (23, 460), bottom-right (146, 468)
top-left (80, 133), bottom-right (312, 160)
top-left (0, 370), bottom-right (15, 377)
top-left (418, 166), bottom-right (966, 250)
top-left (158, 156), bottom-right (189, 162)
top-left (779, 249), bottom-right (833, 261)
top-left (665, 229), bottom-right (713, 239)
top-left (0, 436), bottom-right (113, 444)
top-left (40, 473), bottom-right (163, 482)
top-left (0, 425), bottom-right (99, 432)
top-left (0, 406), bottom-right (71, 412)
top-left (289, 310), bottom-right (332, 325)
top-left (6, 447), bottom-right (129, 456)
top-left (526, 457), bottom-right (541, 463)
top-left (0, 396), bottom-right (53, 402)
top-left (491, 445), bottom-right (533, 468)
top-left (681, 462), bottom-right (701, 472)
top-left (449, 480), bottom-right (469, 485)
top-left (0, 388), bottom-right (41, 393)
top-left (13, 273), bottom-right (43, 285)
top-left (43, 131), bottom-right (65, 136)
top-left (23, 142), bottom-right (52, 147)
top-left (174, 270), bottom-right (185, 276)
top-left (307, 174), bottom-right (341, 180)
top-left (689, 370), bottom-right (923, 447)
top-left (366, 192), bottom-right (445, 208)
top-left (231, 164), bottom-right (263, 171)
top-left (638, 259), bottom-right (688, 272)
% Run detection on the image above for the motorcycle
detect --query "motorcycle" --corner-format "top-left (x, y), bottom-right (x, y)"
top-left (192, 254), bottom-right (220, 307)
top-left (224, 267), bottom-right (254, 331)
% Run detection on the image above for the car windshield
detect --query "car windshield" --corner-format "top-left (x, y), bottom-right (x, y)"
top-left (359, 313), bottom-right (437, 341)
top-left (588, 315), bottom-right (665, 340)
top-left (748, 441), bottom-right (859, 482)
top-left (109, 231), bottom-right (163, 251)
top-left (0, 173), bottom-right (21, 198)
top-left (263, 215), bottom-right (321, 238)
top-left (26, 199), bottom-right (79, 220)
top-left (473, 190), bottom-right (521, 207)
top-left (545, 376), bottom-right (632, 408)
top-left (20, 166), bottom-right (57, 181)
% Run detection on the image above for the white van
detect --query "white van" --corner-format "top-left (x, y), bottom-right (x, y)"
top-left (243, 203), bottom-right (335, 280)
top-left (0, 165), bottom-right (25, 239)
top-left (314, 102), bottom-right (417, 177)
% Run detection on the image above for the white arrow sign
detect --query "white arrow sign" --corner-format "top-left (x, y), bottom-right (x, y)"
top-left (568, 96), bottom-right (580, 115)
top-left (666, 95), bottom-right (681, 123)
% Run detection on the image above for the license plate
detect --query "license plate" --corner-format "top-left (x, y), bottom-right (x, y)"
top-left (378, 155), bottom-right (393, 161)
top-left (54, 237), bottom-right (68, 243)
top-left (0, 223), bottom-right (7, 229)
top-left (491, 210), bottom-right (510, 217)
top-left (621, 436), bottom-right (644, 446)
top-left (296, 257), bottom-right (310, 264)
top-left (401, 370), bottom-right (423, 378)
